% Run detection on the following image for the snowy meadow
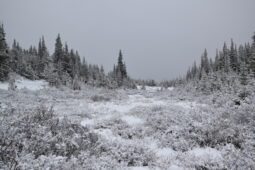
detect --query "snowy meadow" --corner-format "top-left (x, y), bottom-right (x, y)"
top-left (1, 4), bottom-right (255, 168)
top-left (1, 79), bottom-right (254, 170)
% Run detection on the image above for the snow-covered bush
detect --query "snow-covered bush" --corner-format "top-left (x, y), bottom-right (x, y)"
top-left (0, 105), bottom-right (101, 169)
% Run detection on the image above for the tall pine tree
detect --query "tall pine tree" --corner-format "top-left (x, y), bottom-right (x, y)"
top-left (250, 32), bottom-right (255, 77)
top-left (0, 24), bottom-right (9, 81)
top-left (53, 34), bottom-right (64, 77)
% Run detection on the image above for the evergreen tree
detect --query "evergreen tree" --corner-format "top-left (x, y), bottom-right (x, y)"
top-left (214, 50), bottom-right (220, 71)
top-left (53, 34), bottom-right (64, 78)
top-left (0, 24), bottom-right (9, 81)
top-left (191, 62), bottom-right (198, 79)
top-left (240, 60), bottom-right (248, 85)
top-left (75, 51), bottom-right (81, 76)
top-left (200, 49), bottom-right (210, 74)
top-left (245, 43), bottom-right (252, 73)
top-left (223, 42), bottom-right (231, 73)
top-left (62, 43), bottom-right (71, 75)
top-left (69, 49), bottom-right (76, 78)
top-left (250, 32), bottom-right (255, 77)
top-left (80, 58), bottom-right (89, 82)
top-left (117, 50), bottom-right (127, 79)
top-left (54, 34), bottom-right (63, 64)
top-left (229, 39), bottom-right (238, 72)
top-left (37, 36), bottom-right (49, 77)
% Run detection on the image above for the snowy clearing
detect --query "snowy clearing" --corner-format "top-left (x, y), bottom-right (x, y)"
top-left (0, 80), bottom-right (253, 169)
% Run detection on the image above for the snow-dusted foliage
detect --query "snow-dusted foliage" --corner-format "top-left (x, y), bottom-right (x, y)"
top-left (0, 81), bottom-right (254, 169)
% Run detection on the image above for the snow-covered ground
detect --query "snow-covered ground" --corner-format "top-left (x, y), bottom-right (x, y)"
top-left (0, 77), bottom-right (48, 91)
top-left (76, 89), bottom-right (224, 169)
top-left (1, 78), bottom-right (252, 169)
top-left (136, 85), bottom-right (174, 92)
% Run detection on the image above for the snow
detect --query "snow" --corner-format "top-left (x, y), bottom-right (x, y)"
top-left (0, 82), bottom-right (8, 90)
top-left (167, 165), bottom-right (184, 170)
top-left (94, 128), bottom-right (120, 141)
top-left (173, 101), bottom-right (207, 110)
top-left (144, 86), bottom-right (162, 92)
top-left (187, 147), bottom-right (223, 161)
top-left (130, 165), bottom-right (182, 170)
top-left (155, 147), bottom-right (177, 157)
top-left (0, 77), bottom-right (48, 91)
top-left (167, 87), bottom-right (174, 91)
top-left (121, 115), bottom-right (144, 126)
top-left (130, 167), bottom-right (150, 170)
top-left (80, 119), bottom-right (94, 126)
top-left (2, 80), bottom-right (241, 169)
top-left (137, 85), bottom-right (174, 92)
top-left (80, 94), bottom-right (166, 127)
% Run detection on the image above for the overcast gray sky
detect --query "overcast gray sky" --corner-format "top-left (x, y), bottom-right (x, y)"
top-left (1, 0), bottom-right (255, 81)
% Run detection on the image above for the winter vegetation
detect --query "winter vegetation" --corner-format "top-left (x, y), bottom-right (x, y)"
top-left (0, 23), bottom-right (255, 169)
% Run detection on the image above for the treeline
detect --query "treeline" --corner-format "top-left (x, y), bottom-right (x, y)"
top-left (0, 24), bottom-right (135, 89)
top-left (167, 32), bottom-right (255, 94)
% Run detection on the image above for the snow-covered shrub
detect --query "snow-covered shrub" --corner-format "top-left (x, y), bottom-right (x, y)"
top-left (0, 105), bottom-right (100, 169)
top-left (102, 142), bottom-right (155, 167)
top-left (222, 144), bottom-right (255, 170)
top-left (105, 118), bottom-right (146, 140)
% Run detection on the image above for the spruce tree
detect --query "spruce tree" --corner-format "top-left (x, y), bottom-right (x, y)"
top-left (250, 32), bottom-right (255, 77)
top-left (240, 60), bottom-right (248, 85)
top-left (214, 50), bottom-right (220, 71)
top-left (37, 36), bottom-right (49, 77)
top-left (54, 34), bottom-right (64, 77)
top-left (113, 50), bottom-right (128, 86)
top-left (229, 39), bottom-right (238, 72)
top-left (62, 43), bottom-right (71, 75)
top-left (223, 43), bottom-right (231, 73)
top-left (201, 49), bottom-right (210, 74)
top-left (0, 24), bottom-right (9, 81)
top-left (117, 50), bottom-right (127, 79)
top-left (54, 34), bottom-right (63, 65)
top-left (80, 58), bottom-right (89, 82)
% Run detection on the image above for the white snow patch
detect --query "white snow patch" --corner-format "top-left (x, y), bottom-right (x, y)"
top-left (130, 166), bottom-right (181, 170)
top-left (80, 119), bottom-right (94, 126)
top-left (174, 101), bottom-right (197, 109)
top-left (147, 139), bottom-right (158, 150)
top-left (145, 86), bottom-right (162, 92)
top-left (0, 77), bottom-right (48, 91)
top-left (168, 165), bottom-right (184, 170)
top-left (121, 115), bottom-right (144, 126)
top-left (0, 82), bottom-right (8, 90)
top-left (187, 147), bottom-right (223, 162)
top-left (130, 167), bottom-right (150, 170)
top-left (167, 87), bottom-right (174, 91)
top-left (156, 147), bottom-right (177, 158)
top-left (94, 129), bottom-right (121, 141)
top-left (173, 101), bottom-right (206, 110)
top-left (16, 78), bottom-right (48, 90)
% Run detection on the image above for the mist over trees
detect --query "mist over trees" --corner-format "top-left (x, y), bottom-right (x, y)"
top-left (0, 25), bottom-right (135, 89)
